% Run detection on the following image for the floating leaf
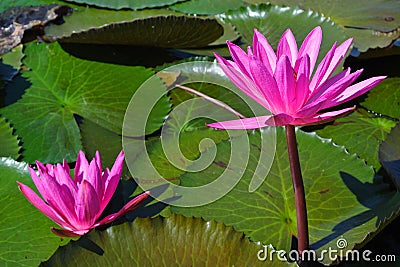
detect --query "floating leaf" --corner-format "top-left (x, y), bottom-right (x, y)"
top-left (45, 7), bottom-right (223, 48)
top-left (0, 0), bottom-right (65, 12)
top-left (247, 0), bottom-right (400, 51)
top-left (0, 42), bottom-right (168, 163)
top-left (0, 117), bottom-right (20, 158)
top-left (219, 4), bottom-right (347, 63)
top-left (362, 78), bottom-right (400, 120)
top-left (170, 0), bottom-right (244, 15)
top-left (62, 0), bottom-right (184, 10)
top-left (317, 78), bottom-right (400, 170)
top-left (43, 215), bottom-right (292, 266)
top-left (1, 45), bottom-right (24, 71)
top-left (379, 124), bottom-right (400, 190)
top-left (316, 110), bottom-right (396, 169)
top-left (171, 128), bottom-right (400, 265)
top-left (0, 157), bottom-right (69, 266)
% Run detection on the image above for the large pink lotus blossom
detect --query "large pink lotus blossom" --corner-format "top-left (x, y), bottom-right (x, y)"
top-left (207, 26), bottom-right (386, 129)
top-left (17, 151), bottom-right (149, 238)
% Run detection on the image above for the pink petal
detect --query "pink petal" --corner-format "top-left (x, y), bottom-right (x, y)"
top-left (206, 116), bottom-right (273, 130)
top-left (74, 151), bottom-right (89, 184)
top-left (215, 52), bottom-right (270, 109)
top-left (50, 227), bottom-right (83, 238)
top-left (322, 38), bottom-right (353, 85)
top-left (31, 164), bottom-right (78, 226)
top-left (274, 55), bottom-right (296, 114)
top-left (54, 163), bottom-right (77, 194)
top-left (295, 55), bottom-right (311, 109)
top-left (86, 158), bottom-right (103, 202)
top-left (29, 167), bottom-right (51, 204)
top-left (307, 68), bottom-right (351, 103)
top-left (41, 175), bottom-right (78, 227)
top-left (99, 151), bottom-right (124, 213)
top-left (292, 106), bottom-right (355, 125)
top-left (227, 41), bottom-right (252, 78)
top-left (94, 191), bottom-right (150, 227)
top-left (17, 182), bottom-right (72, 230)
top-left (311, 69), bottom-right (363, 107)
top-left (323, 76), bottom-right (386, 109)
top-left (249, 57), bottom-right (283, 113)
top-left (75, 180), bottom-right (100, 226)
top-left (277, 29), bottom-right (298, 67)
top-left (296, 26), bottom-right (322, 74)
top-left (309, 42), bottom-right (337, 91)
top-left (95, 151), bottom-right (102, 175)
top-left (253, 29), bottom-right (276, 74)
top-left (62, 159), bottom-right (70, 174)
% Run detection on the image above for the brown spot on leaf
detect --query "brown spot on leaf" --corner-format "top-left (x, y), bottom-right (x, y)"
top-left (263, 191), bottom-right (273, 198)
top-left (319, 189), bottom-right (329, 194)
top-left (214, 161), bottom-right (227, 168)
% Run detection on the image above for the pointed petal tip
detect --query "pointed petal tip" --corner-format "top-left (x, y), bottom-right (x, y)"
top-left (50, 227), bottom-right (83, 238)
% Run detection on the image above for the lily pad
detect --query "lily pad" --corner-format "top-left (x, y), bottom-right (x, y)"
top-left (362, 78), bottom-right (400, 120)
top-left (45, 7), bottom-right (223, 48)
top-left (62, 0), bottom-right (184, 10)
top-left (248, 0), bottom-right (400, 51)
top-left (0, 117), bottom-right (20, 158)
top-left (0, 157), bottom-right (69, 267)
top-left (0, 0), bottom-right (65, 12)
top-left (379, 124), bottom-right (400, 190)
top-left (219, 3), bottom-right (347, 63)
top-left (1, 44), bottom-right (24, 71)
top-left (170, 0), bottom-right (244, 15)
top-left (317, 78), bottom-right (400, 170)
top-left (0, 42), bottom-right (169, 163)
top-left (43, 214), bottom-right (291, 266)
top-left (316, 110), bottom-right (396, 170)
top-left (171, 128), bottom-right (400, 265)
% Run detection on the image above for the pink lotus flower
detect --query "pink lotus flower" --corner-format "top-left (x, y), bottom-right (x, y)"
top-left (17, 151), bottom-right (149, 238)
top-left (207, 26), bottom-right (386, 129)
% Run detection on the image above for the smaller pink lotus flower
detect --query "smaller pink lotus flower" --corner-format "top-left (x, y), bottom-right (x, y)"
top-left (17, 150), bottom-right (149, 238)
top-left (207, 26), bottom-right (386, 129)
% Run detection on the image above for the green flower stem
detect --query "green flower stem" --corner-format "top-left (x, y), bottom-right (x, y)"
top-left (285, 125), bottom-right (309, 255)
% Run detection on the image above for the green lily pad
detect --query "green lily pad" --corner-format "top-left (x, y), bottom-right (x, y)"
top-left (219, 4), bottom-right (347, 63)
top-left (379, 124), bottom-right (400, 190)
top-left (171, 128), bottom-right (400, 265)
top-left (0, 157), bottom-right (69, 267)
top-left (248, 0), bottom-right (400, 51)
top-left (0, 0), bottom-right (65, 13)
top-left (170, 0), bottom-right (244, 15)
top-left (62, 0), bottom-right (184, 10)
top-left (1, 45), bottom-right (24, 70)
top-left (316, 110), bottom-right (396, 170)
top-left (0, 117), bottom-right (20, 158)
top-left (0, 42), bottom-right (168, 163)
top-left (124, 60), bottom-right (272, 199)
top-left (43, 214), bottom-right (292, 266)
top-left (45, 7), bottom-right (223, 48)
top-left (316, 78), bottom-right (400, 170)
top-left (362, 78), bottom-right (400, 120)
